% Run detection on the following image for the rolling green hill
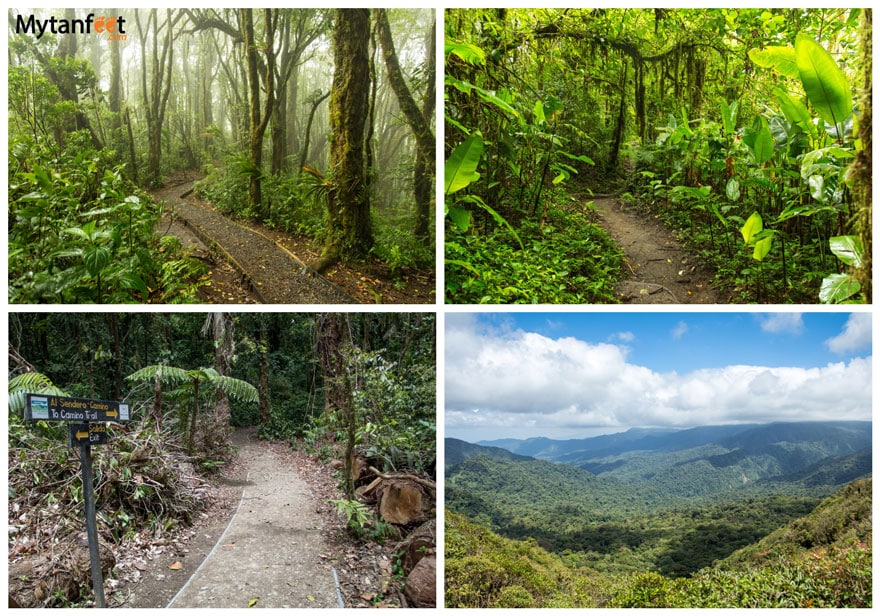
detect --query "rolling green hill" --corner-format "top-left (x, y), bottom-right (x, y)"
top-left (445, 478), bottom-right (872, 608)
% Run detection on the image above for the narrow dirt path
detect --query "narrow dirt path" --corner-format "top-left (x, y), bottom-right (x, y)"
top-left (167, 428), bottom-right (341, 609)
top-left (592, 197), bottom-right (721, 304)
top-left (153, 181), bottom-right (356, 304)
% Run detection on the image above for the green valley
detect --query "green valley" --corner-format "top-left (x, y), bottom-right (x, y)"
top-left (445, 421), bottom-right (872, 607)
top-left (446, 478), bottom-right (872, 608)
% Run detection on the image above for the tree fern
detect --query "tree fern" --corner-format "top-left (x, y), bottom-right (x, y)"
top-left (8, 372), bottom-right (67, 415)
top-left (126, 364), bottom-right (190, 385)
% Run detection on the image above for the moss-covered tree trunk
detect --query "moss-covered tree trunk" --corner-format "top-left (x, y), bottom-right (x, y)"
top-left (852, 9), bottom-right (872, 302)
top-left (316, 313), bottom-right (356, 498)
top-left (375, 9), bottom-right (435, 242)
top-left (314, 9), bottom-right (372, 272)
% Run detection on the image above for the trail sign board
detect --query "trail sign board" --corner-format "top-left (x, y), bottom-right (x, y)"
top-left (68, 422), bottom-right (109, 447)
top-left (26, 394), bottom-right (130, 423)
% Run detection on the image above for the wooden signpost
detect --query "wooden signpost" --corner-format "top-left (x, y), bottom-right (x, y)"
top-left (26, 394), bottom-right (131, 608)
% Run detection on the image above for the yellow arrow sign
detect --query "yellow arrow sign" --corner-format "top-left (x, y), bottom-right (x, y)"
top-left (106, 409), bottom-right (118, 418)
top-left (76, 430), bottom-right (89, 440)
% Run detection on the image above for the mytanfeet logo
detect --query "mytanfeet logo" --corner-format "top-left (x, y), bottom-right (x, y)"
top-left (14, 13), bottom-right (127, 40)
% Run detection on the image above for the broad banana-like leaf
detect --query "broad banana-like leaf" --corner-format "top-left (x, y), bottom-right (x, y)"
top-left (720, 100), bottom-right (738, 135)
top-left (748, 46), bottom-right (799, 78)
top-left (445, 40), bottom-right (486, 65)
top-left (774, 86), bottom-right (816, 139)
top-left (795, 33), bottom-right (852, 128)
top-left (742, 116), bottom-right (773, 163)
top-left (447, 204), bottom-right (472, 232)
top-left (445, 133), bottom-right (484, 195)
top-left (533, 100), bottom-right (546, 125)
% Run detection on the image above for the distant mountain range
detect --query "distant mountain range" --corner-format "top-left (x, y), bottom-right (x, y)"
top-left (447, 421), bottom-right (871, 521)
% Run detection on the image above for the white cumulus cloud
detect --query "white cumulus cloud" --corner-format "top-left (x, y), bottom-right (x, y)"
top-left (445, 318), bottom-right (872, 439)
top-left (826, 313), bottom-right (872, 354)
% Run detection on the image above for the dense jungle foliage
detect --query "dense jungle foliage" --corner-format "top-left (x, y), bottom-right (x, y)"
top-left (9, 9), bottom-right (434, 303)
top-left (8, 312), bottom-right (435, 605)
top-left (445, 477), bottom-right (872, 607)
top-left (445, 8), bottom-right (872, 304)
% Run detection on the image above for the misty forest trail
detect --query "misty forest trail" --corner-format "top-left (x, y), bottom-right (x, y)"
top-left (590, 196), bottom-right (721, 304)
top-left (167, 428), bottom-right (340, 609)
top-left (152, 180), bottom-right (355, 304)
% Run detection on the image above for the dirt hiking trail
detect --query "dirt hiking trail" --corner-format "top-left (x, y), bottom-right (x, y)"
top-left (165, 428), bottom-right (341, 609)
top-left (153, 180), bottom-right (355, 304)
top-left (592, 196), bottom-right (721, 304)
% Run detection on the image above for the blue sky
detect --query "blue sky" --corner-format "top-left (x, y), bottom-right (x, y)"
top-left (445, 312), bottom-right (871, 441)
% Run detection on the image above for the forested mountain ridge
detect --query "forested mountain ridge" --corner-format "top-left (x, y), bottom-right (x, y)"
top-left (479, 421), bottom-right (870, 462)
top-left (445, 477), bottom-right (871, 607)
top-left (445, 436), bottom-right (534, 467)
top-left (473, 421), bottom-right (871, 490)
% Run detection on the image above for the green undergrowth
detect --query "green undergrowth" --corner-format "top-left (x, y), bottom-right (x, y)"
top-left (195, 158), bottom-right (433, 275)
top-left (445, 203), bottom-right (623, 303)
top-left (9, 132), bottom-right (205, 303)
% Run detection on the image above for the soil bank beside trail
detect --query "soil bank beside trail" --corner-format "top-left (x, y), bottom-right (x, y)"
top-left (167, 430), bottom-right (340, 609)
top-left (592, 197), bottom-right (721, 304)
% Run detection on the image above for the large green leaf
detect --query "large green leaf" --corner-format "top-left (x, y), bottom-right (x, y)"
top-left (445, 39), bottom-right (486, 65)
top-left (740, 212), bottom-right (763, 244)
top-left (752, 235), bottom-right (773, 261)
top-left (829, 235), bottom-right (863, 268)
top-left (82, 245), bottom-right (111, 278)
top-left (445, 133), bottom-right (484, 195)
top-left (749, 46), bottom-right (799, 78)
top-left (720, 100), bottom-right (738, 135)
top-left (795, 34), bottom-right (852, 128)
top-left (447, 205), bottom-right (472, 232)
top-left (752, 117), bottom-right (775, 164)
top-left (819, 273), bottom-right (860, 303)
top-left (774, 86), bottom-right (816, 139)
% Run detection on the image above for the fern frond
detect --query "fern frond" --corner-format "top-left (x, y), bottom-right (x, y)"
top-left (210, 375), bottom-right (259, 403)
top-left (126, 364), bottom-right (190, 384)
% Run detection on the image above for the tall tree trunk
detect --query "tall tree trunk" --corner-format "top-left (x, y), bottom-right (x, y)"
top-left (136, 9), bottom-right (179, 185)
top-left (257, 318), bottom-right (271, 425)
top-left (375, 10), bottom-right (435, 242)
top-left (316, 313), bottom-right (356, 498)
top-left (108, 10), bottom-right (122, 132)
top-left (242, 9), bottom-right (276, 217)
top-left (314, 9), bottom-right (373, 273)
top-left (299, 91), bottom-right (330, 170)
top-left (205, 313), bottom-right (234, 431)
top-left (608, 59), bottom-right (628, 170)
